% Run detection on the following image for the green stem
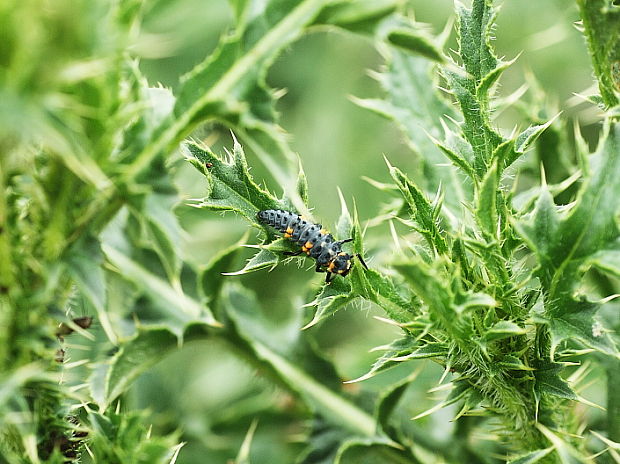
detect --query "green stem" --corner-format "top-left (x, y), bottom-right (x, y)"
top-left (576, 0), bottom-right (620, 108)
top-left (216, 328), bottom-right (424, 463)
top-left (0, 158), bottom-right (14, 371)
top-left (608, 357), bottom-right (620, 442)
top-left (123, 0), bottom-right (329, 183)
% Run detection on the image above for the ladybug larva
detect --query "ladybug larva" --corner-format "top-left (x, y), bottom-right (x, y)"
top-left (257, 209), bottom-right (368, 283)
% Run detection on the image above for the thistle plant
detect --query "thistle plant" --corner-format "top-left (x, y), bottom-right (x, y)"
top-left (1, 0), bottom-right (618, 463)
top-left (186, 0), bottom-right (620, 461)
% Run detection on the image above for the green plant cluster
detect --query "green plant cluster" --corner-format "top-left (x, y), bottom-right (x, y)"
top-left (0, 0), bottom-right (619, 463)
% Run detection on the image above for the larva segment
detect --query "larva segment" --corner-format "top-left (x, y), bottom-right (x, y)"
top-left (257, 209), bottom-right (364, 282)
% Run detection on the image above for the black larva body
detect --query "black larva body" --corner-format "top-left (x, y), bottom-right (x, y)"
top-left (257, 209), bottom-right (360, 282)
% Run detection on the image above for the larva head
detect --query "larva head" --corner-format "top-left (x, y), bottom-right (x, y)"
top-left (329, 252), bottom-right (354, 276)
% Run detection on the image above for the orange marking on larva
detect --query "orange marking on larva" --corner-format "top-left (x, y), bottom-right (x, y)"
top-left (304, 241), bottom-right (314, 250)
top-left (286, 227), bottom-right (294, 235)
top-left (284, 232), bottom-right (292, 238)
top-left (328, 261), bottom-right (336, 272)
top-left (320, 228), bottom-right (328, 235)
top-left (338, 252), bottom-right (346, 256)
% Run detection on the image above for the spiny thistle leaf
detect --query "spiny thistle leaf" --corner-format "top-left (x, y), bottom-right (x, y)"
top-left (375, 372), bottom-right (419, 442)
top-left (387, 159), bottom-right (449, 253)
top-left (124, 0), bottom-right (335, 193)
top-left (315, 0), bottom-right (398, 33)
top-left (395, 260), bottom-right (475, 342)
top-left (586, 240), bottom-right (620, 277)
top-left (353, 23), bottom-right (471, 212)
top-left (348, 337), bottom-right (447, 383)
top-left (455, 0), bottom-right (498, 82)
top-left (386, 28), bottom-right (445, 62)
top-left (198, 234), bottom-right (248, 311)
top-left (475, 162), bottom-right (498, 238)
top-left (303, 279), bottom-right (355, 330)
top-left (443, 0), bottom-right (508, 175)
top-left (184, 140), bottom-right (286, 223)
top-left (334, 437), bottom-right (416, 464)
top-left (102, 244), bottom-right (217, 330)
top-left (223, 248), bottom-right (280, 276)
top-left (517, 122), bottom-right (620, 356)
top-left (442, 69), bottom-right (503, 176)
top-left (507, 448), bottom-right (554, 464)
top-left (102, 327), bottom-right (180, 410)
top-left (532, 360), bottom-right (578, 402)
top-left (86, 408), bottom-right (182, 463)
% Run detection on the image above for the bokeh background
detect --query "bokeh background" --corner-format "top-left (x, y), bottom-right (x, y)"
top-left (113, 1), bottom-right (601, 462)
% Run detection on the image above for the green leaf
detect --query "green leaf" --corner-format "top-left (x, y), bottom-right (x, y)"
top-left (223, 248), bottom-right (279, 276)
top-left (327, 195), bottom-right (417, 325)
top-left (536, 424), bottom-right (591, 464)
top-left (455, 0), bottom-right (498, 82)
top-left (125, 0), bottom-right (330, 184)
top-left (376, 372), bottom-right (418, 442)
top-left (198, 233), bottom-right (247, 311)
top-left (347, 336), bottom-right (427, 383)
top-left (395, 260), bottom-right (474, 342)
top-left (533, 361), bottom-right (578, 402)
top-left (500, 117), bottom-right (559, 169)
top-left (508, 448), bottom-right (554, 464)
top-left (103, 244), bottom-right (218, 331)
top-left (142, 192), bottom-right (183, 281)
top-left (219, 285), bottom-right (377, 437)
top-left (387, 28), bottom-right (444, 63)
top-left (223, 284), bottom-right (342, 392)
top-left (550, 123), bottom-right (620, 287)
top-left (476, 56), bottom-right (517, 99)
top-left (443, 0), bottom-right (506, 173)
top-left (544, 298), bottom-right (618, 358)
top-left (516, 123), bottom-right (620, 356)
top-left (498, 355), bottom-right (534, 371)
top-left (432, 134), bottom-right (476, 180)
top-left (336, 189), bottom-right (354, 240)
top-left (66, 235), bottom-right (106, 315)
top-left (185, 141), bottom-right (282, 223)
top-left (353, 40), bottom-right (471, 211)
top-left (303, 278), bottom-right (355, 330)
top-left (482, 321), bottom-right (526, 343)
top-left (296, 159), bottom-right (309, 206)
top-left (364, 269), bottom-right (419, 324)
top-left (443, 69), bottom-right (503, 175)
top-left (516, 187), bottom-right (560, 290)
top-left (586, 240), bottom-right (620, 277)
top-left (514, 118), bottom-right (558, 157)
top-left (298, 418), bottom-right (350, 464)
top-left (66, 235), bottom-right (117, 343)
top-left (86, 408), bottom-right (182, 463)
top-left (334, 438), bottom-right (417, 464)
top-left (103, 327), bottom-right (180, 409)
top-left (387, 160), bottom-right (448, 253)
top-left (315, 0), bottom-right (398, 34)
top-left (475, 162), bottom-right (498, 237)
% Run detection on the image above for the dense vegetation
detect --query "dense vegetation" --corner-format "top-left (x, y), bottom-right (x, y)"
top-left (0, 0), bottom-right (618, 463)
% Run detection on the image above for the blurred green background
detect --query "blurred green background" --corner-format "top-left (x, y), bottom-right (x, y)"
top-left (113, 1), bottom-right (600, 462)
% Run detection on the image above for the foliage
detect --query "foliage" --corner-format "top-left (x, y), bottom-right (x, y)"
top-left (0, 0), bottom-right (618, 463)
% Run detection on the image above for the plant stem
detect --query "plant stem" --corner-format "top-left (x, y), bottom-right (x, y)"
top-left (608, 358), bottom-right (620, 442)
top-left (576, 0), bottom-right (620, 108)
top-left (0, 157), bottom-right (15, 371)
